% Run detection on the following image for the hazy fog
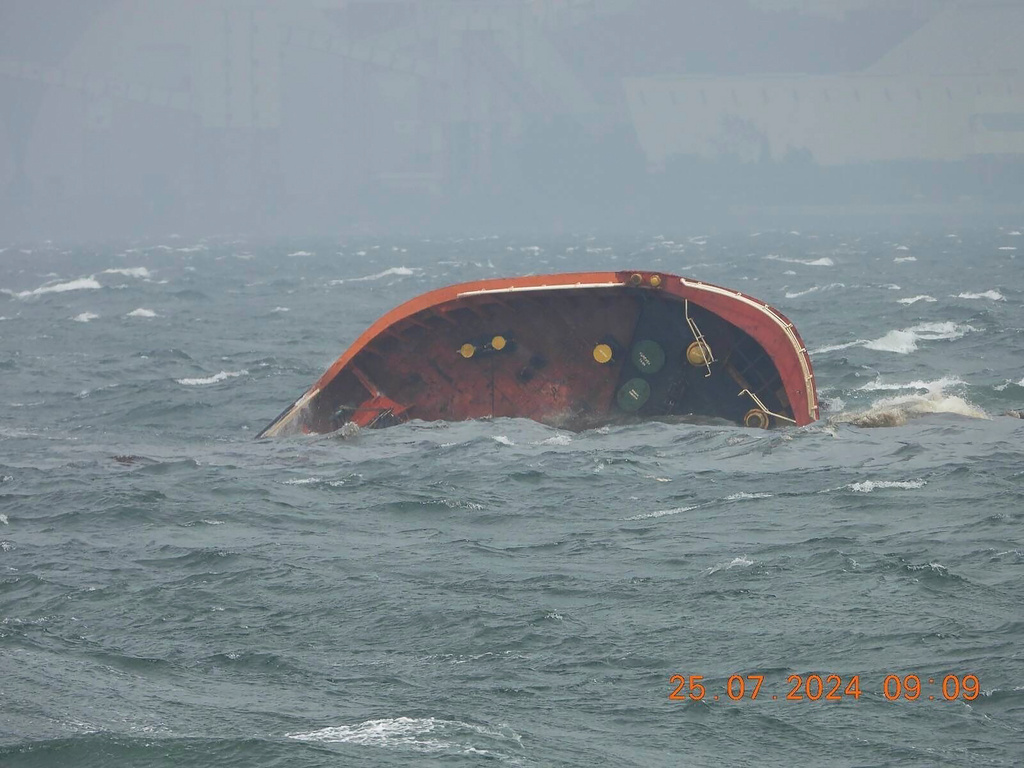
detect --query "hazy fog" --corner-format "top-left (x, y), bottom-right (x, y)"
top-left (1, 0), bottom-right (1022, 238)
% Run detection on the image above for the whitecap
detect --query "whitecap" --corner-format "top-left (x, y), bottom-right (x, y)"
top-left (176, 369), bottom-right (248, 386)
top-left (907, 562), bottom-right (949, 575)
top-left (704, 556), bottom-right (754, 575)
top-left (282, 477), bottom-right (321, 485)
top-left (536, 434), bottom-right (571, 446)
top-left (956, 290), bottom-right (1004, 301)
top-left (0, 514), bottom-right (7, 525)
top-left (784, 282), bottom-right (844, 298)
top-left (765, 255), bottom-right (834, 266)
top-left (863, 321), bottom-right (973, 354)
top-left (102, 267), bottom-right (151, 278)
top-left (724, 492), bottom-right (773, 501)
top-left (627, 505), bottom-right (697, 520)
top-left (998, 246), bottom-right (1017, 251)
top-left (287, 250), bottom-right (314, 257)
top-left (897, 295), bottom-right (936, 305)
top-left (282, 476), bottom-right (347, 488)
top-left (833, 388), bottom-right (988, 427)
top-left (894, 256), bottom-right (917, 263)
top-left (287, 716), bottom-right (517, 756)
top-left (849, 479), bottom-right (925, 493)
top-left (895, 245), bottom-right (910, 251)
top-left (859, 376), bottom-right (964, 392)
top-left (812, 339), bottom-right (868, 354)
top-left (9, 277), bottom-right (101, 298)
top-left (73, 312), bottom-right (99, 323)
top-left (271, 306), bottom-right (290, 313)
top-left (126, 308), bottom-right (157, 318)
top-left (330, 267), bottom-right (418, 285)
top-left (492, 435), bottom-right (514, 446)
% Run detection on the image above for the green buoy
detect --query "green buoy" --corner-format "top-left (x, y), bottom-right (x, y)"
top-left (631, 339), bottom-right (665, 374)
top-left (616, 378), bottom-right (651, 412)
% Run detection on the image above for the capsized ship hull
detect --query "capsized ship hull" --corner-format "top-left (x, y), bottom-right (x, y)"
top-left (258, 271), bottom-right (818, 437)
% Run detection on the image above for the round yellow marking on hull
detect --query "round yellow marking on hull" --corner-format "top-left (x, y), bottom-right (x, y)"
top-left (686, 341), bottom-right (709, 367)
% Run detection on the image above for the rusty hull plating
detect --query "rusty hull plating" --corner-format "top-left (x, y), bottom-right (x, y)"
top-left (257, 270), bottom-right (818, 437)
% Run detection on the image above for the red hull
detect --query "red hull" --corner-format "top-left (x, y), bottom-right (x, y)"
top-left (258, 271), bottom-right (818, 436)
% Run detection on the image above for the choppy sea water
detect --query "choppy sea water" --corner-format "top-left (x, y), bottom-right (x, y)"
top-left (1, 230), bottom-right (1022, 767)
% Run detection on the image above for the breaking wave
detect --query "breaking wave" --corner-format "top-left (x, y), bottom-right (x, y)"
top-left (897, 295), bottom-right (936, 305)
top-left (287, 716), bottom-right (521, 758)
top-left (127, 308), bottom-right (157, 318)
top-left (330, 267), bottom-right (419, 285)
top-left (858, 375), bottom-right (965, 392)
top-left (849, 479), bottom-right (926, 493)
top-left (6, 277), bottom-right (101, 298)
top-left (765, 255), bottom-right (834, 266)
top-left (831, 384), bottom-right (988, 428)
top-left (784, 283), bottom-right (845, 298)
top-left (813, 322), bottom-right (973, 355)
top-left (627, 505), bottom-right (697, 521)
top-left (864, 322), bottom-right (973, 354)
top-left (704, 556), bottom-right (755, 575)
top-left (176, 370), bottom-right (248, 386)
top-left (956, 290), bottom-right (1004, 301)
top-left (102, 267), bottom-right (151, 278)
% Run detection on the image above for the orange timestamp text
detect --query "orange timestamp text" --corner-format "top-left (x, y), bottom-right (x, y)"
top-left (668, 673), bottom-right (981, 702)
